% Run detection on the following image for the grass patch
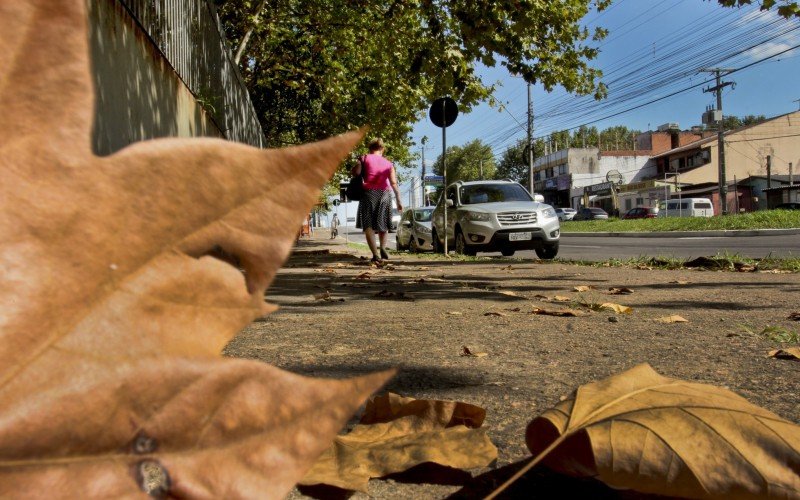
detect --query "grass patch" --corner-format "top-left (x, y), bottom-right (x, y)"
top-left (561, 209), bottom-right (800, 233)
top-left (740, 324), bottom-right (800, 343)
top-left (558, 252), bottom-right (800, 273)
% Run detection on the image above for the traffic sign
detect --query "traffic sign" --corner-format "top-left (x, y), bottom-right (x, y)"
top-left (429, 97), bottom-right (458, 128)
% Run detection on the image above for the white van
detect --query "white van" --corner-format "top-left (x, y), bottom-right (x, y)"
top-left (657, 198), bottom-right (714, 218)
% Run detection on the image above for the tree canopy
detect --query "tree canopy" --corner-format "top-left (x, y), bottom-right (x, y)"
top-left (218, 0), bottom-right (611, 165)
top-left (431, 140), bottom-right (495, 184)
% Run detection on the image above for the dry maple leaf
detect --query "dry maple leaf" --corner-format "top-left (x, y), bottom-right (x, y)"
top-left (0, 2), bottom-right (391, 497)
top-left (488, 364), bottom-right (800, 499)
top-left (656, 314), bottom-right (689, 323)
top-left (769, 347), bottom-right (800, 361)
top-left (301, 393), bottom-right (497, 491)
top-left (531, 307), bottom-right (588, 317)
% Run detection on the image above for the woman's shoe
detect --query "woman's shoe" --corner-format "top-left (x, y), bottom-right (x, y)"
top-left (370, 256), bottom-right (382, 264)
top-left (380, 248), bottom-right (390, 260)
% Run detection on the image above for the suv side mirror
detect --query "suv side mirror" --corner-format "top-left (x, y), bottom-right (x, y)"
top-left (446, 199), bottom-right (454, 207)
top-left (533, 194), bottom-right (545, 203)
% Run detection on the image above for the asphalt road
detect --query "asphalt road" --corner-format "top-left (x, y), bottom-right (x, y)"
top-left (336, 227), bottom-right (800, 261)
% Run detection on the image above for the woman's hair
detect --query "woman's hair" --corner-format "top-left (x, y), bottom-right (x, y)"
top-left (368, 138), bottom-right (385, 152)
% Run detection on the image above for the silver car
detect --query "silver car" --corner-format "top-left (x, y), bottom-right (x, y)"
top-left (396, 207), bottom-right (434, 252)
top-left (431, 180), bottom-right (560, 259)
top-left (555, 207), bottom-right (576, 221)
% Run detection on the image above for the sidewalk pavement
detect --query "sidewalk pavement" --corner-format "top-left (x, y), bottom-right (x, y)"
top-left (292, 229), bottom-right (364, 255)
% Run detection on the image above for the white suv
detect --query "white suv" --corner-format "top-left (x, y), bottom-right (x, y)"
top-left (431, 180), bottom-right (560, 259)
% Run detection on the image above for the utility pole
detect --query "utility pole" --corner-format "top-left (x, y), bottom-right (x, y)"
top-left (701, 68), bottom-right (735, 215)
top-left (420, 136), bottom-right (428, 206)
top-left (527, 81), bottom-right (535, 195)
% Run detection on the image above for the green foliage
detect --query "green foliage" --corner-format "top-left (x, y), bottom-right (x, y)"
top-left (741, 324), bottom-right (800, 343)
top-left (494, 137), bottom-right (545, 184)
top-left (218, 0), bottom-right (611, 168)
top-left (561, 209), bottom-right (800, 232)
top-left (717, 0), bottom-right (800, 18)
top-left (431, 139), bottom-right (496, 184)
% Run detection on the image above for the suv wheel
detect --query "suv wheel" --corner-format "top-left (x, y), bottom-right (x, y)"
top-left (455, 229), bottom-right (477, 256)
top-left (500, 248), bottom-right (515, 257)
top-left (535, 243), bottom-right (559, 260)
top-left (432, 229), bottom-right (443, 253)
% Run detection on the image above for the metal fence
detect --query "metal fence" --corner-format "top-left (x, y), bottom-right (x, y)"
top-left (118, 0), bottom-right (265, 147)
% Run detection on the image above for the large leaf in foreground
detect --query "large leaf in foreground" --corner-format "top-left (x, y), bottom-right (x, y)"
top-left (489, 364), bottom-right (800, 499)
top-left (0, 1), bottom-right (388, 497)
top-left (301, 393), bottom-right (498, 491)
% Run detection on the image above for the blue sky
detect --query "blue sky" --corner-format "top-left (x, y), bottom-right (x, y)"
top-left (409, 0), bottom-right (800, 172)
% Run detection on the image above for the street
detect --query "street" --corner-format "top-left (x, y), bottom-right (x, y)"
top-left (335, 226), bottom-right (800, 261)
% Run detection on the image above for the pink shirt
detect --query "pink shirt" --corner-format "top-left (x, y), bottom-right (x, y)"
top-left (361, 154), bottom-right (393, 190)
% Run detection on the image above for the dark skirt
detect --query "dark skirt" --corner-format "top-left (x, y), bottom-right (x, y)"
top-left (357, 189), bottom-right (392, 232)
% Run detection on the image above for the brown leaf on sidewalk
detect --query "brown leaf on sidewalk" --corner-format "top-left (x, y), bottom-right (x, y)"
top-left (448, 311), bottom-right (463, 316)
top-left (313, 291), bottom-right (332, 301)
top-left (0, 3), bottom-right (389, 497)
top-left (552, 295), bottom-right (573, 302)
top-left (301, 393), bottom-right (497, 491)
top-left (788, 312), bottom-right (800, 321)
top-left (734, 262), bottom-right (756, 272)
top-left (607, 287), bottom-right (634, 295)
top-left (498, 290), bottom-right (524, 298)
top-left (573, 285), bottom-right (595, 292)
top-left (598, 302), bottom-right (633, 315)
top-left (768, 347), bottom-right (800, 361)
top-left (484, 311), bottom-right (508, 317)
top-left (374, 289), bottom-right (415, 301)
top-left (656, 315), bottom-right (689, 323)
top-left (669, 280), bottom-right (690, 285)
top-left (531, 307), bottom-right (588, 317)
top-left (489, 364), bottom-right (800, 499)
top-left (461, 346), bottom-right (489, 357)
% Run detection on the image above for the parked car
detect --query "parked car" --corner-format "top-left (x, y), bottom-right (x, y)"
top-left (389, 207), bottom-right (402, 232)
top-left (555, 207), bottom-right (577, 221)
top-left (573, 207), bottom-right (609, 221)
top-left (396, 207), bottom-right (434, 252)
top-left (657, 198), bottom-right (714, 218)
top-left (430, 180), bottom-right (560, 259)
top-left (621, 207), bottom-right (659, 220)
top-left (775, 202), bottom-right (800, 210)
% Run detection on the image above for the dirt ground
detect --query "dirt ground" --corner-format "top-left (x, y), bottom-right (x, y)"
top-left (224, 234), bottom-right (800, 499)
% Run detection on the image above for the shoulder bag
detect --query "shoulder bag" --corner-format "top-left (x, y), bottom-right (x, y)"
top-left (345, 155), bottom-right (366, 201)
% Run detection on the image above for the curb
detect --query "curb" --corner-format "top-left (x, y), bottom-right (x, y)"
top-left (561, 228), bottom-right (800, 238)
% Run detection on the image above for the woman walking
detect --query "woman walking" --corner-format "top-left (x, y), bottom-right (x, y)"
top-left (352, 138), bottom-right (403, 263)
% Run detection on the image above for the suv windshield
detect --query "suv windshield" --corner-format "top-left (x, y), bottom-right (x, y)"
top-left (413, 209), bottom-right (433, 222)
top-left (459, 184), bottom-right (532, 205)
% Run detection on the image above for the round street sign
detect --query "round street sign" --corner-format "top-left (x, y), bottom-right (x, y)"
top-left (429, 97), bottom-right (458, 128)
top-left (606, 169), bottom-right (625, 185)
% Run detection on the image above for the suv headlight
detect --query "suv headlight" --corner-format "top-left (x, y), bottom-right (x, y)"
top-left (464, 211), bottom-right (491, 221)
top-left (542, 207), bottom-right (556, 219)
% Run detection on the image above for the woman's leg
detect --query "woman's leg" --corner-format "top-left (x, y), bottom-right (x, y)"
top-left (378, 231), bottom-right (389, 259)
top-left (364, 228), bottom-right (380, 259)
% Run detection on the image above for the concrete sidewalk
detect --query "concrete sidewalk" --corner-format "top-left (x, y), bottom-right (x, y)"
top-left (292, 229), bottom-right (364, 255)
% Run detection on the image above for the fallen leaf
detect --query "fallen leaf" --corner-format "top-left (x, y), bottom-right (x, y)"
top-left (0, 3), bottom-right (389, 496)
top-left (461, 346), bottom-right (489, 357)
top-left (788, 312), bottom-right (800, 321)
top-left (669, 280), bottom-right (690, 285)
top-left (552, 295), bottom-right (572, 302)
top-left (607, 287), bottom-right (634, 295)
top-left (656, 315), bottom-right (689, 323)
top-left (313, 291), bottom-right (332, 301)
top-left (573, 285), bottom-right (594, 292)
top-left (500, 265), bottom-right (514, 271)
top-left (504, 307), bottom-right (522, 313)
top-left (302, 393), bottom-right (497, 491)
top-left (374, 289), bottom-right (414, 300)
top-left (498, 290), bottom-right (524, 298)
top-left (768, 347), bottom-right (800, 361)
top-left (531, 307), bottom-right (588, 317)
top-left (354, 271), bottom-right (373, 280)
top-left (448, 311), bottom-right (463, 316)
top-left (598, 302), bottom-right (632, 315)
top-left (734, 262), bottom-right (756, 272)
top-left (484, 311), bottom-right (507, 317)
top-left (314, 268), bottom-right (337, 274)
top-left (533, 294), bottom-right (550, 300)
top-left (489, 364), bottom-right (800, 499)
